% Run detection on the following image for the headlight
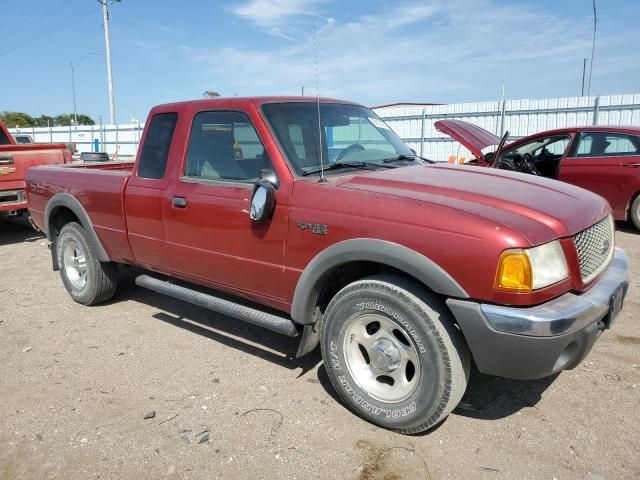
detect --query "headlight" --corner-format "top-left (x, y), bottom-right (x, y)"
top-left (495, 240), bottom-right (568, 291)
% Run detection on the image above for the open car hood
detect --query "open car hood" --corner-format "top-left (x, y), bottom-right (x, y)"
top-left (434, 119), bottom-right (501, 160)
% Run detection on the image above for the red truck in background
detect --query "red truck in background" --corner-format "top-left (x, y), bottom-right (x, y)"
top-left (0, 120), bottom-right (72, 217)
top-left (25, 97), bottom-right (629, 434)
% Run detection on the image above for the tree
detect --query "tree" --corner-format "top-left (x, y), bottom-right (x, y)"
top-left (53, 114), bottom-right (95, 126)
top-left (203, 90), bottom-right (221, 98)
top-left (0, 111), bottom-right (35, 128)
top-left (34, 115), bottom-right (54, 127)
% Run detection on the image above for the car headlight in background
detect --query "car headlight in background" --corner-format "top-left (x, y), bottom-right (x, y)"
top-left (495, 240), bottom-right (568, 292)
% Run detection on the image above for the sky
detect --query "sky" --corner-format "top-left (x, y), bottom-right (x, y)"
top-left (0, 0), bottom-right (638, 124)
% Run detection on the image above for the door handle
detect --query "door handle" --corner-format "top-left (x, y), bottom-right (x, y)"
top-left (0, 155), bottom-right (14, 164)
top-left (621, 163), bottom-right (640, 168)
top-left (171, 196), bottom-right (187, 208)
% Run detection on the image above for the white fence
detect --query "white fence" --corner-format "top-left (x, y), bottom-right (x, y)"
top-left (9, 93), bottom-right (640, 162)
top-left (9, 123), bottom-right (143, 157)
top-left (373, 93), bottom-right (640, 162)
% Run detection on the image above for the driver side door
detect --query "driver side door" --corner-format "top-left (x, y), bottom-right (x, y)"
top-left (163, 109), bottom-right (288, 302)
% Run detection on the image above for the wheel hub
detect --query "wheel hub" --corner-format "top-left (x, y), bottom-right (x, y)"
top-left (370, 338), bottom-right (401, 372)
top-left (343, 313), bottom-right (421, 403)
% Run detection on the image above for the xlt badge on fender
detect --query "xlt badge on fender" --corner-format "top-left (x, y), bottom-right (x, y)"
top-left (297, 221), bottom-right (328, 235)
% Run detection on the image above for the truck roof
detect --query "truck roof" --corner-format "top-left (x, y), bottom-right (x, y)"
top-left (151, 96), bottom-right (363, 112)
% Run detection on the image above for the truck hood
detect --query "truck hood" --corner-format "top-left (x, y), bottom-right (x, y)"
top-left (339, 164), bottom-right (609, 245)
top-left (434, 119), bottom-right (500, 160)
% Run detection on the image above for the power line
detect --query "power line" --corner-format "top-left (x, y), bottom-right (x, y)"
top-left (0, 0), bottom-right (76, 43)
top-left (0, 4), bottom-right (96, 57)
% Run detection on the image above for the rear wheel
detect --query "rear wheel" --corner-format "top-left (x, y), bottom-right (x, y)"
top-left (320, 274), bottom-right (470, 434)
top-left (56, 222), bottom-right (118, 305)
top-left (630, 195), bottom-right (640, 231)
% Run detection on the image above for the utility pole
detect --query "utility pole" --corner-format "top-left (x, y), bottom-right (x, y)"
top-left (301, 86), bottom-right (305, 96)
top-left (587, 0), bottom-right (597, 97)
top-left (99, 0), bottom-right (120, 124)
top-left (581, 58), bottom-right (587, 96)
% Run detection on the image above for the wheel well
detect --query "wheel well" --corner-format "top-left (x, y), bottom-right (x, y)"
top-left (49, 206), bottom-right (80, 239)
top-left (315, 261), bottom-right (434, 314)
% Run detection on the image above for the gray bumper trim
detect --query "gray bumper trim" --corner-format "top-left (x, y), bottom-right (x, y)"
top-left (480, 248), bottom-right (628, 336)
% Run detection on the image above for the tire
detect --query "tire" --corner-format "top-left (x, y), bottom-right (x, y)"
top-left (630, 195), bottom-right (640, 231)
top-left (320, 274), bottom-right (470, 434)
top-left (55, 222), bottom-right (118, 305)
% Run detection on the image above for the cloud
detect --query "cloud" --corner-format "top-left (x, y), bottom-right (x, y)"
top-left (231, 0), bottom-right (328, 26)
top-left (184, 0), bottom-right (634, 104)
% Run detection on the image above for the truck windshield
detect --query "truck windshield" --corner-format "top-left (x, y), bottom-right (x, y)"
top-left (261, 102), bottom-right (415, 176)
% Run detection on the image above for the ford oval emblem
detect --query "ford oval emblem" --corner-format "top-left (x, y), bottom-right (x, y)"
top-left (601, 239), bottom-right (611, 255)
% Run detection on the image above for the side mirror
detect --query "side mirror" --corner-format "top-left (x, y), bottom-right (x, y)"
top-left (250, 181), bottom-right (276, 222)
top-left (258, 168), bottom-right (279, 189)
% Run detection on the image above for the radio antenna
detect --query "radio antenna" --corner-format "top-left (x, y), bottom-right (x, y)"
top-left (313, 25), bottom-right (326, 183)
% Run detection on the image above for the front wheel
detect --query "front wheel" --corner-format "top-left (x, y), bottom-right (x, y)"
top-left (56, 222), bottom-right (118, 305)
top-left (320, 275), bottom-right (470, 434)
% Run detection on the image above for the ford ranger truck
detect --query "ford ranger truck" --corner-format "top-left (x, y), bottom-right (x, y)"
top-left (25, 97), bottom-right (629, 434)
top-left (0, 120), bottom-right (72, 217)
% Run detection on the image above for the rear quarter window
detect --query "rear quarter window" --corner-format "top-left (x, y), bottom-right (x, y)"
top-left (138, 113), bottom-right (178, 179)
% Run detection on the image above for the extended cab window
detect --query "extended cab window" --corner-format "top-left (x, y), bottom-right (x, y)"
top-left (575, 132), bottom-right (640, 157)
top-left (184, 111), bottom-right (271, 183)
top-left (138, 113), bottom-right (178, 179)
top-left (0, 128), bottom-right (11, 145)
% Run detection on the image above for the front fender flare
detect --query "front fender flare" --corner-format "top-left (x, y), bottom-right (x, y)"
top-left (44, 192), bottom-right (110, 262)
top-left (290, 238), bottom-right (468, 324)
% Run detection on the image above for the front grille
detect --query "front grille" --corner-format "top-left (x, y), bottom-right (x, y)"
top-left (572, 215), bottom-right (614, 283)
top-left (0, 189), bottom-right (25, 204)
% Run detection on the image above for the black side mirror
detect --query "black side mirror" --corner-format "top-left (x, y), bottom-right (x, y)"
top-left (259, 168), bottom-right (279, 189)
top-left (250, 181), bottom-right (276, 222)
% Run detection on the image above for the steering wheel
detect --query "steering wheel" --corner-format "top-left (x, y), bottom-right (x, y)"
top-left (522, 153), bottom-right (541, 176)
top-left (334, 143), bottom-right (365, 162)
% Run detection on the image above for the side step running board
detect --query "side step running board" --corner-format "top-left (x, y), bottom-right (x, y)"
top-left (135, 275), bottom-right (299, 337)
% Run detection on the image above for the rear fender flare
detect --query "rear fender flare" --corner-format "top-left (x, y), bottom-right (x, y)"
top-left (44, 192), bottom-right (110, 262)
top-left (290, 238), bottom-right (468, 325)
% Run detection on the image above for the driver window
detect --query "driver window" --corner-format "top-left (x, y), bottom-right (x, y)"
top-left (184, 111), bottom-right (273, 183)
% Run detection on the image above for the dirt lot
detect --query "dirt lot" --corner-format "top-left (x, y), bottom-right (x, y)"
top-left (1, 216), bottom-right (638, 480)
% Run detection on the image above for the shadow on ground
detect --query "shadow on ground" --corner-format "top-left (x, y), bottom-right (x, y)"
top-left (114, 268), bottom-right (322, 375)
top-left (314, 362), bottom-right (558, 432)
top-left (616, 220), bottom-right (638, 235)
top-left (0, 216), bottom-right (44, 246)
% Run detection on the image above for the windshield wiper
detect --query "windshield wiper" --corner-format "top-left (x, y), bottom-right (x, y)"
top-left (301, 160), bottom-right (396, 176)
top-left (383, 154), bottom-right (435, 164)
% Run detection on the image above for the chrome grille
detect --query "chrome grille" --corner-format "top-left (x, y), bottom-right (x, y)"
top-left (572, 215), bottom-right (614, 283)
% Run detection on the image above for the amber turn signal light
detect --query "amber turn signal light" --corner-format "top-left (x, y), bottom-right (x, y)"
top-left (495, 250), bottom-right (533, 291)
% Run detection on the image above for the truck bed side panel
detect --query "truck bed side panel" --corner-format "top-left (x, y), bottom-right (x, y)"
top-left (26, 164), bottom-right (135, 263)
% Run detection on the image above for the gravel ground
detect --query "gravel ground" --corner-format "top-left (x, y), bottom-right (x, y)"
top-left (1, 216), bottom-right (638, 480)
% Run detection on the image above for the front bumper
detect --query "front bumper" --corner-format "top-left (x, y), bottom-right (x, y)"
top-left (447, 248), bottom-right (629, 379)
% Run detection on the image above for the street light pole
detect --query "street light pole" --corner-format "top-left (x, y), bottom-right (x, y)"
top-left (71, 53), bottom-right (102, 124)
top-left (99, 0), bottom-right (120, 125)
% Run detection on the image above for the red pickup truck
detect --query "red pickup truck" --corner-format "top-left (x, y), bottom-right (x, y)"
top-left (26, 97), bottom-right (629, 434)
top-left (0, 121), bottom-right (72, 217)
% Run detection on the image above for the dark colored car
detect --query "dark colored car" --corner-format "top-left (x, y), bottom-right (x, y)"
top-left (436, 120), bottom-right (640, 230)
top-left (25, 97), bottom-right (628, 433)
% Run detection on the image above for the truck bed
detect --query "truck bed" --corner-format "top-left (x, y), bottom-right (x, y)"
top-left (26, 162), bottom-right (135, 263)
